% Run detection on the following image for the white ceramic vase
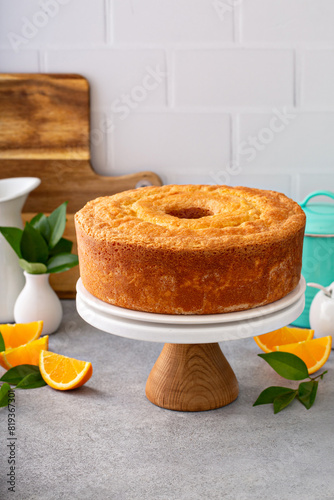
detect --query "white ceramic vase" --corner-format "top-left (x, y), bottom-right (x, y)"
top-left (14, 272), bottom-right (63, 335)
top-left (0, 177), bottom-right (41, 322)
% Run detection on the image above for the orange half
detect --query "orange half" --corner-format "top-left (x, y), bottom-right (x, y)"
top-left (39, 350), bottom-right (93, 390)
top-left (0, 336), bottom-right (49, 370)
top-left (254, 326), bottom-right (314, 353)
top-left (0, 321), bottom-right (43, 349)
top-left (275, 336), bottom-right (332, 375)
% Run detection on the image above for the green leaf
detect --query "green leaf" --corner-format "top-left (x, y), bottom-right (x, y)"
top-left (48, 202), bottom-right (68, 249)
top-left (20, 222), bottom-right (49, 264)
top-left (0, 227), bottom-right (23, 258)
top-left (47, 253), bottom-right (78, 274)
top-left (30, 213), bottom-right (51, 243)
top-left (298, 380), bottom-right (318, 410)
top-left (30, 213), bottom-right (43, 226)
top-left (0, 331), bottom-right (5, 352)
top-left (49, 237), bottom-right (73, 256)
top-left (0, 383), bottom-right (11, 407)
top-left (0, 364), bottom-right (40, 385)
top-left (253, 386), bottom-right (296, 406)
top-left (16, 372), bottom-right (47, 389)
top-left (273, 391), bottom-right (297, 414)
top-left (19, 259), bottom-right (47, 274)
top-left (258, 352), bottom-right (309, 381)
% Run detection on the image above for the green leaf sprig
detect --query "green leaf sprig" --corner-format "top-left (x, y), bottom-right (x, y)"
top-left (0, 331), bottom-right (5, 352)
top-left (0, 365), bottom-right (47, 407)
top-left (253, 352), bottom-right (327, 414)
top-left (0, 331), bottom-right (47, 407)
top-left (0, 202), bottom-right (78, 274)
top-left (0, 382), bottom-right (11, 407)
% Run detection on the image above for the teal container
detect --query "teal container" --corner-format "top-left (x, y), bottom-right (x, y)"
top-left (292, 191), bottom-right (334, 328)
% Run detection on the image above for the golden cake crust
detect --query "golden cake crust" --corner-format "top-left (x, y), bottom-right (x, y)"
top-left (75, 185), bottom-right (306, 314)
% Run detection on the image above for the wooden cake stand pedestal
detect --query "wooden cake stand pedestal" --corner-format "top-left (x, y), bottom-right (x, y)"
top-left (145, 342), bottom-right (238, 411)
top-left (76, 278), bottom-right (305, 412)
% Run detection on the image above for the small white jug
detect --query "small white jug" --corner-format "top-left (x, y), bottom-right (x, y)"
top-left (309, 282), bottom-right (334, 342)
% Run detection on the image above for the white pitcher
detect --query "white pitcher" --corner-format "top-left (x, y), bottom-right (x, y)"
top-left (308, 282), bottom-right (334, 340)
top-left (0, 177), bottom-right (41, 322)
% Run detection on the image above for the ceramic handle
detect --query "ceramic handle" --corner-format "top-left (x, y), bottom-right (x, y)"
top-left (307, 282), bottom-right (332, 297)
top-left (300, 190), bottom-right (334, 207)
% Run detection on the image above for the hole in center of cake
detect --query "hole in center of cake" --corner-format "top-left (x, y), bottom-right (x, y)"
top-left (167, 207), bottom-right (213, 219)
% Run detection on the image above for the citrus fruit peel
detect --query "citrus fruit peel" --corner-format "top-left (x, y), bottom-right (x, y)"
top-left (39, 350), bottom-right (93, 390)
top-left (0, 321), bottom-right (43, 349)
top-left (254, 326), bottom-right (314, 354)
top-left (0, 336), bottom-right (49, 370)
top-left (275, 336), bottom-right (332, 375)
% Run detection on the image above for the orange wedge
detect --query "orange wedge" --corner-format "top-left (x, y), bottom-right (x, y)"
top-left (275, 336), bottom-right (332, 375)
top-left (39, 350), bottom-right (93, 390)
top-left (254, 326), bottom-right (314, 353)
top-left (0, 321), bottom-right (43, 349)
top-left (0, 336), bottom-right (49, 370)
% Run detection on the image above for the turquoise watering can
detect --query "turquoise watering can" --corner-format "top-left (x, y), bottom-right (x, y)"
top-left (292, 190), bottom-right (334, 328)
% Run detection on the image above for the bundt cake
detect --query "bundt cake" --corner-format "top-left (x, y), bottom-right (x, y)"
top-left (75, 185), bottom-right (306, 315)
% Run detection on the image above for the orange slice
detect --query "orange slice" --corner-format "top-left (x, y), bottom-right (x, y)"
top-left (0, 321), bottom-right (43, 349)
top-left (0, 336), bottom-right (49, 370)
top-left (275, 336), bottom-right (332, 375)
top-left (39, 350), bottom-right (93, 390)
top-left (254, 326), bottom-right (314, 353)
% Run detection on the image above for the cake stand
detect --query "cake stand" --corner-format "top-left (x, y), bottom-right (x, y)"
top-left (76, 277), bottom-right (306, 412)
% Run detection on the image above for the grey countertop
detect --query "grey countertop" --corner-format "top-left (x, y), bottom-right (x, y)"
top-left (1, 300), bottom-right (334, 500)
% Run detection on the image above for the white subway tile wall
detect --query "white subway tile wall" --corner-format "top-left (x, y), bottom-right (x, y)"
top-left (90, 110), bottom-right (109, 176)
top-left (0, 0), bottom-right (106, 48)
top-left (238, 112), bottom-right (334, 171)
top-left (0, 49), bottom-right (40, 72)
top-left (0, 0), bottom-right (334, 201)
top-left (110, 112), bottom-right (230, 181)
top-left (242, 0), bottom-right (334, 43)
top-left (298, 173), bottom-right (334, 201)
top-left (302, 50), bottom-right (334, 107)
top-left (112, 0), bottom-right (234, 43)
top-left (46, 49), bottom-right (168, 109)
top-left (174, 49), bottom-right (294, 107)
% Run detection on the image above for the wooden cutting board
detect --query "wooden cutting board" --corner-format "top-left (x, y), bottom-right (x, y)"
top-left (0, 73), bottom-right (162, 298)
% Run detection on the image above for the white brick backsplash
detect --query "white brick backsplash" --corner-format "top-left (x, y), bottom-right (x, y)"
top-left (112, 0), bottom-right (233, 44)
top-left (238, 112), bottom-right (334, 171)
top-left (303, 50), bottom-right (334, 107)
top-left (174, 50), bottom-right (294, 107)
top-left (167, 173), bottom-right (217, 185)
top-left (46, 49), bottom-right (167, 109)
top-left (242, 0), bottom-right (334, 43)
top-left (110, 112), bottom-right (230, 179)
top-left (166, 172), bottom-right (292, 195)
top-left (230, 174), bottom-right (292, 197)
top-left (0, 49), bottom-right (39, 72)
top-left (0, 0), bottom-right (105, 50)
top-left (0, 0), bottom-right (333, 191)
top-left (298, 174), bottom-right (334, 202)
top-left (90, 110), bottom-right (109, 176)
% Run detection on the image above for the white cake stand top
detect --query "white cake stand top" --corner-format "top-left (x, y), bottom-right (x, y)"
top-left (76, 277), bottom-right (306, 344)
